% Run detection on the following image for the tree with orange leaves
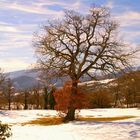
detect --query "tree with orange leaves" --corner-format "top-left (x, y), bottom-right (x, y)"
top-left (54, 81), bottom-right (89, 119)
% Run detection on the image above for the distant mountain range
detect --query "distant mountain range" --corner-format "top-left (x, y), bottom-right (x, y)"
top-left (7, 69), bottom-right (68, 90)
top-left (7, 69), bottom-right (41, 90)
top-left (8, 69), bottom-right (39, 79)
top-left (6, 66), bottom-right (140, 91)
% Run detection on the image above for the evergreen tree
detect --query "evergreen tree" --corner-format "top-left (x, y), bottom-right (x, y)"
top-left (44, 87), bottom-right (48, 109)
top-left (48, 86), bottom-right (56, 110)
top-left (24, 91), bottom-right (29, 110)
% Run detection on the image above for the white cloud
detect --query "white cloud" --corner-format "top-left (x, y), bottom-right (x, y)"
top-left (0, 22), bottom-right (38, 34)
top-left (105, 1), bottom-right (114, 9)
top-left (122, 31), bottom-right (140, 38)
top-left (0, 24), bottom-right (19, 33)
top-left (0, 33), bottom-right (33, 51)
top-left (0, 0), bottom-right (86, 16)
top-left (0, 59), bottom-right (32, 72)
top-left (33, 0), bottom-right (67, 6)
top-left (115, 11), bottom-right (140, 27)
top-left (16, 24), bottom-right (38, 32)
top-left (0, 0), bottom-right (139, 72)
top-left (111, 10), bottom-right (140, 46)
top-left (34, 0), bottom-right (81, 8)
top-left (70, 0), bottom-right (81, 10)
top-left (0, 23), bottom-right (38, 52)
top-left (0, 1), bottom-right (64, 16)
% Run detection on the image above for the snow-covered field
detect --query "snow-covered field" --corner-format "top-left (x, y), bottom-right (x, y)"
top-left (0, 108), bottom-right (140, 140)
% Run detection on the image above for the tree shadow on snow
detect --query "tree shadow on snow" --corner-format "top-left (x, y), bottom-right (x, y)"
top-left (72, 119), bottom-right (140, 139)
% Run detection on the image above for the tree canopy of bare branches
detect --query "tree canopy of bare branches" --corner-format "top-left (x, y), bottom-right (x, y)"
top-left (34, 6), bottom-right (136, 120)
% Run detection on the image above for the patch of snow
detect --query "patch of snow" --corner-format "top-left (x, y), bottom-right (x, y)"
top-left (79, 79), bottom-right (114, 86)
top-left (79, 108), bottom-right (140, 118)
top-left (0, 108), bottom-right (139, 140)
top-left (0, 110), bottom-right (58, 124)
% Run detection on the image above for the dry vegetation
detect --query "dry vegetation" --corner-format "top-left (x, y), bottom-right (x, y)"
top-left (77, 116), bottom-right (136, 122)
top-left (22, 117), bottom-right (63, 126)
top-left (21, 116), bottom-right (136, 126)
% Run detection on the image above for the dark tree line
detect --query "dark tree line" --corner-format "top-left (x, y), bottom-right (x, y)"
top-left (0, 84), bottom-right (56, 110)
top-left (0, 68), bottom-right (139, 110)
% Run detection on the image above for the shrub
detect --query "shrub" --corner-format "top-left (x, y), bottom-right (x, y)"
top-left (0, 121), bottom-right (12, 140)
top-left (89, 89), bottom-right (112, 108)
top-left (54, 81), bottom-right (90, 117)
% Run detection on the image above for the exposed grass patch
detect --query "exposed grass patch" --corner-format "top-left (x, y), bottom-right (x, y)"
top-left (77, 116), bottom-right (136, 122)
top-left (22, 117), bottom-right (63, 126)
top-left (21, 116), bottom-right (136, 126)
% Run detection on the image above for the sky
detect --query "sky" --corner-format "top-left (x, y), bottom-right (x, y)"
top-left (0, 0), bottom-right (140, 72)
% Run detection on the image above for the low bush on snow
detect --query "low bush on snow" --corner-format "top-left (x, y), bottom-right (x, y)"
top-left (0, 121), bottom-right (12, 140)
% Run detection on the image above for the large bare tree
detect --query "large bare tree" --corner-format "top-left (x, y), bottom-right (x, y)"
top-left (35, 6), bottom-right (136, 121)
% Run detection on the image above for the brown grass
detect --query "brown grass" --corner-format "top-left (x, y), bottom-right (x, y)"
top-left (21, 116), bottom-right (136, 126)
top-left (77, 116), bottom-right (136, 122)
top-left (22, 117), bottom-right (63, 126)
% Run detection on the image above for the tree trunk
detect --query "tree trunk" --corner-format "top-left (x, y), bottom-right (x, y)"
top-left (24, 92), bottom-right (28, 110)
top-left (114, 93), bottom-right (119, 107)
top-left (64, 80), bottom-right (78, 121)
top-left (8, 99), bottom-right (11, 110)
top-left (36, 92), bottom-right (40, 109)
top-left (8, 92), bottom-right (11, 110)
top-left (64, 108), bottom-right (75, 121)
top-left (44, 92), bottom-right (48, 109)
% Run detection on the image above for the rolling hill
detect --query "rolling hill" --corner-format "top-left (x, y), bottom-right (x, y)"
top-left (7, 66), bottom-right (140, 90)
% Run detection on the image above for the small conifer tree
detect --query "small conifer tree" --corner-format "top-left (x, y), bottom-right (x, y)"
top-left (0, 121), bottom-right (12, 140)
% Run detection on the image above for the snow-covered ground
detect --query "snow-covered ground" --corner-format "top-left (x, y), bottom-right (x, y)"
top-left (0, 108), bottom-right (140, 140)
top-left (78, 78), bottom-right (114, 86)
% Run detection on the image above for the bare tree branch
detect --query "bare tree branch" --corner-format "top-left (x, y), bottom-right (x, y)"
top-left (34, 6), bottom-right (137, 82)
